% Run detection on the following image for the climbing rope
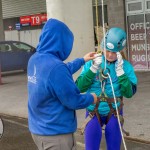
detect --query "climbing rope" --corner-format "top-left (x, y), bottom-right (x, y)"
top-left (107, 73), bottom-right (127, 150)
top-left (95, 0), bottom-right (101, 54)
top-left (101, 0), bottom-right (107, 71)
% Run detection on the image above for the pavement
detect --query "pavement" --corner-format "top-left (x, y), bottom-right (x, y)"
top-left (0, 71), bottom-right (150, 149)
top-left (0, 114), bottom-right (150, 150)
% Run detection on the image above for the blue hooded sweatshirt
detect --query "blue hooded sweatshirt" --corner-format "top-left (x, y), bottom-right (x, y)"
top-left (27, 18), bottom-right (94, 135)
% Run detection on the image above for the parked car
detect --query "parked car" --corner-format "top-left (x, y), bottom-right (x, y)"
top-left (0, 41), bottom-right (36, 72)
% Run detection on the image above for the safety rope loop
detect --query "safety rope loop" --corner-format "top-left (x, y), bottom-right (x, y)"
top-left (101, 80), bottom-right (105, 93)
top-left (101, 67), bottom-right (110, 79)
top-left (107, 73), bottom-right (127, 150)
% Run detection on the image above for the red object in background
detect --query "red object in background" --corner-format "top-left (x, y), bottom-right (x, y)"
top-left (40, 14), bottom-right (47, 22)
top-left (20, 16), bottom-right (31, 24)
top-left (8, 26), bottom-right (12, 30)
top-left (30, 14), bottom-right (41, 26)
top-left (20, 14), bottom-right (47, 26)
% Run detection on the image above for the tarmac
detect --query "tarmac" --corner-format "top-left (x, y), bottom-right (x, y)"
top-left (0, 114), bottom-right (150, 150)
top-left (0, 70), bottom-right (150, 149)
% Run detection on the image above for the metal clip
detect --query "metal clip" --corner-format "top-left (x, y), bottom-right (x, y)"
top-left (101, 68), bottom-right (110, 79)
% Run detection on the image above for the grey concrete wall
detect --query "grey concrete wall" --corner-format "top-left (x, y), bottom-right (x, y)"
top-left (46, 0), bottom-right (95, 79)
top-left (107, 0), bottom-right (128, 57)
top-left (107, 0), bottom-right (125, 29)
top-left (0, 0), bottom-right (5, 41)
top-left (46, 0), bottom-right (95, 61)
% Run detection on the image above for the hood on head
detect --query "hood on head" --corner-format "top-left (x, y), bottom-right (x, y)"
top-left (36, 18), bottom-right (74, 61)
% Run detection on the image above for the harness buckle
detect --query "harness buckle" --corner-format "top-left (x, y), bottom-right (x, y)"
top-left (98, 92), bottom-right (108, 102)
top-left (89, 112), bottom-right (94, 118)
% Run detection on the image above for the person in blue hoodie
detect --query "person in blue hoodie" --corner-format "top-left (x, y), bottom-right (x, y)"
top-left (76, 27), bottom-right (138, 150)
top-left (27, 18), bottom-right (98, 150)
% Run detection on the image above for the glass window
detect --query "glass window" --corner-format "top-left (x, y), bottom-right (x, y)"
top-left (0, 43), bottom-right (12, 52)
top-left (12, 42), bottom-right (32, 52)
top-left (127, 14), bottom-right (148, 70)
top-left (92, 5), bottom-right (108, 46)
top-left (146, 1), bottom-right (150, 9)
top-left (93, 5), bottom-right (108, 27)
top-left (128, 2), bottom-right (142, 11)
top-left (0, 44), bottom-right (6, 52)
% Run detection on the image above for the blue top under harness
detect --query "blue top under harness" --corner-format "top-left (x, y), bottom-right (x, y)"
top-left (80, 57), bottom-right (137, 116)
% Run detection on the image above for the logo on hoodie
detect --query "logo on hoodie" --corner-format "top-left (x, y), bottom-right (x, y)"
top-left (28, 65), bottom-right (37, 84)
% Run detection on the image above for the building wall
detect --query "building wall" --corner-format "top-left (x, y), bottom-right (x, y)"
top-left (1, 0), bottom-right (46, 47)
top-left (0, 0), bottom-right (4, 40)
top-left (92, 0), bottom-right (107, 5)
top-left (107, 0), bottom-right (125, 29)
top-left (2, 0), bottom-right (126, 48)
top-left (106, 0), bottom-right (128, 59)
top-left (5, 29), bottom-right (41, 48)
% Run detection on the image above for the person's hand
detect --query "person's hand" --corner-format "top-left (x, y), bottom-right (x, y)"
top-left (83, 52), bottom-right (97, 62)
top-left (115, 52), bottom-right (124, 76)
top-left (91, 93), bottom-right (98, 104)
top-left (90, 53), bottom-right (102, 73)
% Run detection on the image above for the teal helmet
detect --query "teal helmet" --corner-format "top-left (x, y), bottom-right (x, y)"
top-left (101, 27), bottom-right (127, 52)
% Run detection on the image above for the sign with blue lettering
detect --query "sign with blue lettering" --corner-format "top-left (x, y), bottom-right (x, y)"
top-left (15, 23), bottom-right (21, 30)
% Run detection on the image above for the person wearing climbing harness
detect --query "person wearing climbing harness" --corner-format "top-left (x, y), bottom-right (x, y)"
top-left (27, 18), bottom-right (99, 150)
top-left (75, 27), bottom-right (138, 150)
